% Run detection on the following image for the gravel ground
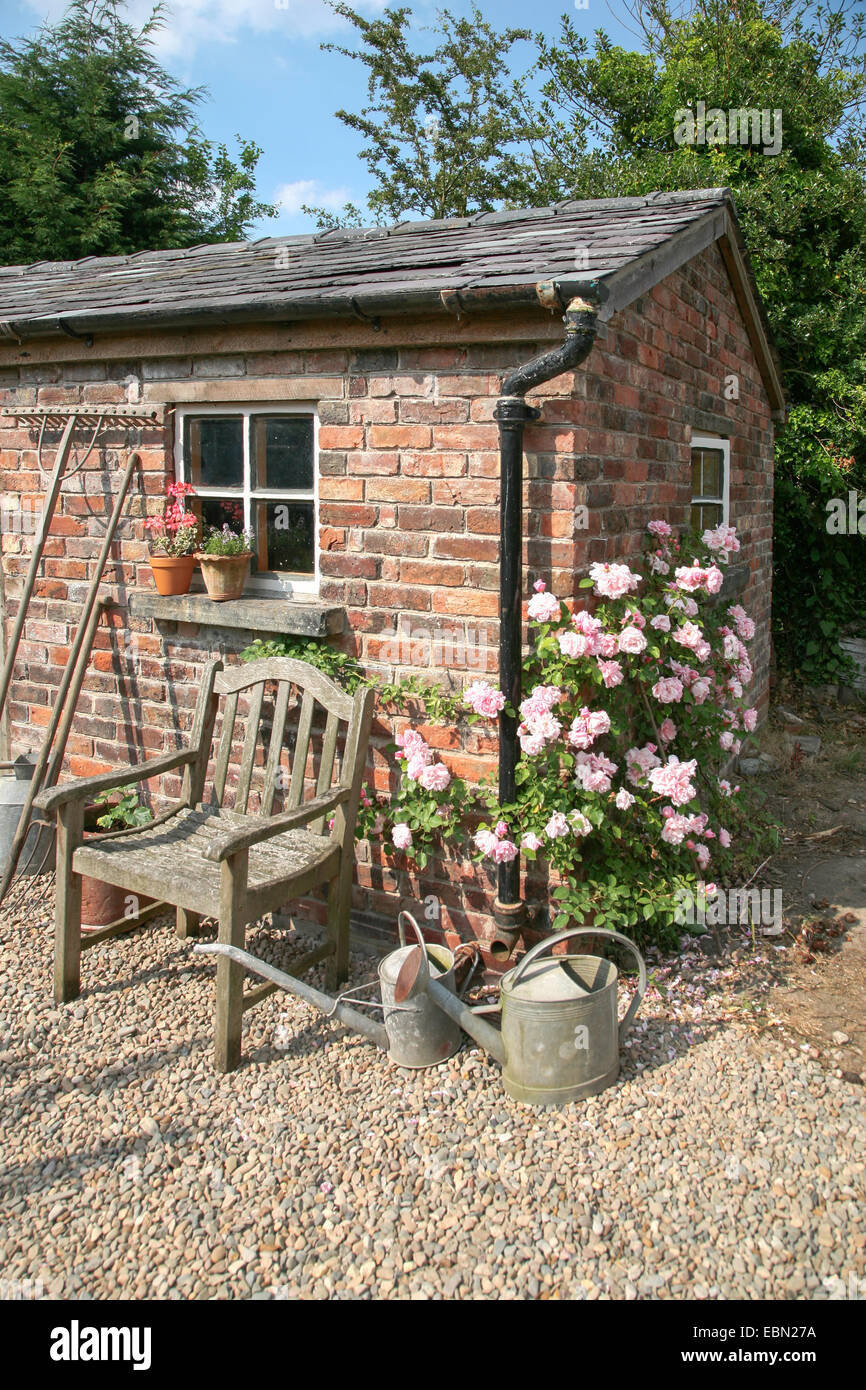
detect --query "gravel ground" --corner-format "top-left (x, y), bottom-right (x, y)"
top-left (1, 888), bottom-right (864, 1301)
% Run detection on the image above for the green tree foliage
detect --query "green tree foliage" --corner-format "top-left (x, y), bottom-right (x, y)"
top-left (325, 1), bottom-right (866, 681)
top-left (306, 2), bottom-right (536, 226)
top-left (0, 0), bottom-right (275, 264)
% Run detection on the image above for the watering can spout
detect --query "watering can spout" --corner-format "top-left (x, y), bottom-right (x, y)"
top-left (424, 976), bottom-right (507, 1066)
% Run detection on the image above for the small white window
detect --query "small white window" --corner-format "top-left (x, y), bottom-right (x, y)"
top-left (175, 403), bottom-right (318, 594)
top-left (690, 434), bottom-right (730, 532)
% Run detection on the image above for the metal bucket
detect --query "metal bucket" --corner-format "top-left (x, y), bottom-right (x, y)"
top-left (378, 912), bottom-right (463, 1068)
top-left (498, 927), bottom-right (646, 1106)
top-left (0, 755), bottom-right (55, 878)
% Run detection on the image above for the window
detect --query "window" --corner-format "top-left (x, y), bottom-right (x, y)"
top-left (176, 405), bottom-right (317, 593)
top-left (690, 435), bottom-right (730, 532)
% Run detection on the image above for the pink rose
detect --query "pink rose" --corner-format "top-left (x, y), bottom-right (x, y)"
top-left (545, 812), bottom-right (570, 839)
top-left (464, 681), bottom-right (506, 718)
top-left (719, 828), bottom-right (732, 848)
top-left (618, 626), bottom-right (647, 655)
top-left (598, 659), bottom-right (624, 688)
top-left (391, 824), bottom-right (413, 851)
top-left (491, 838), bottom-right (518, 864)
top-left (659, 718), bottom-right (677, 742)
top-left (521, 832), bottom-right (544, 852)
top-left (588, 562), bottom-right (641, 599)
top-left (650, 614), bottom-right (671, 631)
top-left (474, 829), bottom-right (498, 855)
top-left (418, 762), bottom-right (451, 792)
top-left (527, 591), bottom-right (561, 622)
top-left (652, 677), bottom-right (684, 704)
top-left (615, 789), bottom-right (635, 809)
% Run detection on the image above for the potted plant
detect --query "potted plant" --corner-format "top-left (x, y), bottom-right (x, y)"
top-left (145, 481), bottom-right (199, 595)
top-left (80, 786), bottom-right (153, 931)
top-left (195, 524), bottom-right (254, 602)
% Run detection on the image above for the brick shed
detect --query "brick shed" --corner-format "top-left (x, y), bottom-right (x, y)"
top-left (0, 188), bottom-right (784, 954)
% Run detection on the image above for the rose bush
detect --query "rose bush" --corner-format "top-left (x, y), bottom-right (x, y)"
top-left (357, 521), bottom-right (758, 945)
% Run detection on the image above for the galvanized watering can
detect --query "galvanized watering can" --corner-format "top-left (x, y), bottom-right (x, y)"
top-left (197, 912), bottom-right (474, 1069)
top-left (396, 926), bottom-right (646, 1107)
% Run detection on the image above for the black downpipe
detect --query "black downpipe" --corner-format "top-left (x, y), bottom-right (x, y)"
top-left (490, 295), bottom-right (602, 960)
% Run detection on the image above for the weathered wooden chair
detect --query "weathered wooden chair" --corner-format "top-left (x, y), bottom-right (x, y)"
top-left (34, 658), bottom-right (375, 1072)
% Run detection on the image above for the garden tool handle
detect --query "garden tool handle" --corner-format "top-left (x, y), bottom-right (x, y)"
top-left (512, 927), bottom-right (647, 1044)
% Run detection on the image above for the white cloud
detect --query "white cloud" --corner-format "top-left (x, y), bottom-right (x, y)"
top-left (21, 1), bottom-right (390, 58)
top-left (274, 179), bottom-right (350, 215)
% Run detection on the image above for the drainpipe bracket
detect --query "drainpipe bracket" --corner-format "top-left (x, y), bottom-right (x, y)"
top-left (493, 397), bottom-right (540, 423)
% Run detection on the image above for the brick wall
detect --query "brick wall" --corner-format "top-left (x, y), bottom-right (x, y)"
top-left (0, 241), bottom-right (775, 951)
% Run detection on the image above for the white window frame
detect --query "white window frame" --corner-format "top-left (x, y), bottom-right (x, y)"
top-left (174, 402), bottom-right (319, 597)
top-left (690, 434), bottom-right (730, 529)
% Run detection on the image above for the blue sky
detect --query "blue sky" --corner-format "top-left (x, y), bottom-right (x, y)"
top-left (4, 0), bottom-right (642, 236)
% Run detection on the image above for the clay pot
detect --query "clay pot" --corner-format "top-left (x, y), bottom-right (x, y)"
top-left (80, 809), bottom-right (154, 931)
top-left (80, 873), bottom-right (132, 930)
top-left (195, 551), bottom-right (252, 602)
top-left (148, 554), bottom-right (196, 596)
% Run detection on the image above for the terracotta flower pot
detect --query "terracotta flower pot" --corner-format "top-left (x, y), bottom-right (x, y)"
top-left (195, 551), bottom-right (252, 602)
top-left (149, 553), bottom-right (196, 596)
top-left (80, 810), bottom-right (154, 932)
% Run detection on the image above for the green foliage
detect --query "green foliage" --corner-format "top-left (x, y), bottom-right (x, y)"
top-left (240, 636), bottom-right (369, 692)
top-left (199, 526), bottom-right (254, 556)
top-left (308, 1), bottom-right (536, 226)
top-left (239, 635), bottom-right (472, 721)
top-left (93, 783), bottom-right (152, 830)
top-left (0, 0), bottom-right (275, 264)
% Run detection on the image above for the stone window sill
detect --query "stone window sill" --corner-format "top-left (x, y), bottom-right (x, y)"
top-left (129, 589), bottom-right (345, 637)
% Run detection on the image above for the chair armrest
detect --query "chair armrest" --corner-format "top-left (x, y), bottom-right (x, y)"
top-left (202, 786), bottom-right (351, 863)
top-left (33, 750), bottom-right (196, 815)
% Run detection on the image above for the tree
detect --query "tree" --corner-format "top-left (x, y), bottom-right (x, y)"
top-left (323, 0), bottom-right (866, 680)
top-left (0, 0), bottom-right (275, 264)
top-left (304, 2), bottom-right (537, 226)
top-left (517, 0), bottom-right (866, 680)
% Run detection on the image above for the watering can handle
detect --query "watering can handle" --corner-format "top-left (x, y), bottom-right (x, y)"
top-left (511, 927), bottom-right (647, 1045)
top-left (398, 911), bottom-right (426, 950)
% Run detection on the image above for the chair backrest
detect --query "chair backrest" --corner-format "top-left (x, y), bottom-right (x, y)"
top-left (187, 657), bottom-right (374, 844)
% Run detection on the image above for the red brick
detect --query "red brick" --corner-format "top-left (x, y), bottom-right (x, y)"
top-left (433, 536), bottom-right (498, 562)
top-left (318, 425), bottom-right (364, 450)
top-left (400, 560), bottom-right (464, 587)
top-left (364, 478), bottom-right (430, 503)
top-left (401, 451), bottom-right (467, 478)
top-left (366, 584), bottom-right (431, 611)
top-left (397, 506), bottom-right (463, 533)
top-left (319, 503), bottom-right (377, 527)
top-left (432, 425), bottom-right (496, 450)
top-left (367, 425), bottom-right (432, 449)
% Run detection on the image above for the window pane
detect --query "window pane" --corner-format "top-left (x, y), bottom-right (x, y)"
top-left (697, 448), bottom-right (724, 499)
top-left (692, 501), bottom-right (723, 532)
top-left (254, 500), bottom-right (314, 575)
top-left (252, 415), bottom-right (314, 491)
top-left (184, 417), bottom-right (244, 489)
top-left (199, 496), bottom-right (246, 536)
top-left (691, 455), bottom-right (702, 495)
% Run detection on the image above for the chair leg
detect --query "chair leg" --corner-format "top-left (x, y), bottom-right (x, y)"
top-left (54, 802), bottom-right (84, 1004)
top-left (325, 871), bottom-right (350, 991)
top-left (176, 908), bottom-right (201, 940)
top-left (214, 851), bottom-right (248, 1073)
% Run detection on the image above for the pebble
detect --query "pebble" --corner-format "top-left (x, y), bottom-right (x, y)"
top-left (1, 890), bottom-right (864, 1300)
